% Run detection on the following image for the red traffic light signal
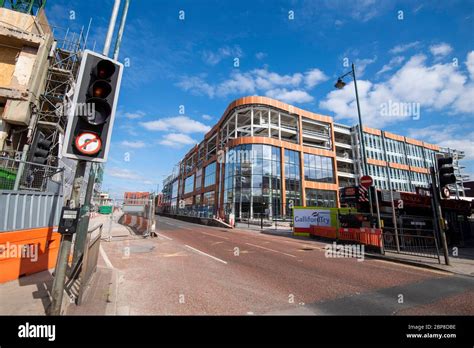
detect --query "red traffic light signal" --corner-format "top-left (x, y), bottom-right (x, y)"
top-left (63, 50), bottom-right (123, 163)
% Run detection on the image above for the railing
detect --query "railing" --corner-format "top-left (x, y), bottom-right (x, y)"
top-left (382, 227), bottom-right (441, 262)
top-left (67, 223), bottom-right (103, 305)
top-left (0, 156), bottom-right (62, 192)
top-left (302, 129), bottom-right (330, 138)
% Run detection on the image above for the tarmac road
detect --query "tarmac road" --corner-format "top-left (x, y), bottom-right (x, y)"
top-left (98, 215), bottom-right (474, 315)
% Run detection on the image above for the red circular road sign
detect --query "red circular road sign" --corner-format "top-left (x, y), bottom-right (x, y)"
top-left (360, 175), bottom-right (373, 188)
top-left (75, 132), bottom-right (102, 155)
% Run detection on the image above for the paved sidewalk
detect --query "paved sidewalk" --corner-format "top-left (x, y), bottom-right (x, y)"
top-left (235, 222), bottom-right (293, 236)
top-left (366, 248), bottom-right (474, 277)
top-left (0, 212), bottom-right (135, 315)
top-left (0, 270), bottom-right (53, 315)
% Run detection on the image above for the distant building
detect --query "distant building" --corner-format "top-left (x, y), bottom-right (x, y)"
top-left (160, 96), bottom-right (469, 222)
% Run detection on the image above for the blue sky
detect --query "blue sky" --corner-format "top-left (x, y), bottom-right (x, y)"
top-left (45, 0), bottom-right (474, 198)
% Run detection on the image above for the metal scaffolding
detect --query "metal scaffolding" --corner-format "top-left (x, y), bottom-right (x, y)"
top-left (23, 22), bottom-right (96, 194)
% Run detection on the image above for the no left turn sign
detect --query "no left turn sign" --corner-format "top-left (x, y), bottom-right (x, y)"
top-left (75, 132), bottom-right (102, 155)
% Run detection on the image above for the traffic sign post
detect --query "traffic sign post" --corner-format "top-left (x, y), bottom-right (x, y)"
top-left (359, 175), bottom-right (375, 222)
top-left (360, 175), bottom-right (373, 188)
top-left (430, 166), bottom-right (450, 266)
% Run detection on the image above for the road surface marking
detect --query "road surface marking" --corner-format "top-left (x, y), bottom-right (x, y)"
top-left (185, 244), bottom-right (228, 264)
top-left (99, 245), bottom-right (115, 269)
top-left (156, 233), bottom-right (173, 241)
top-left (201, 231), bottom-right (230, 240)
top-left (245, 242), bottom-right (296, 258)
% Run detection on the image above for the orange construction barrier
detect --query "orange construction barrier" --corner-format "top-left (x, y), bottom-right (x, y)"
top-left (310, 225), bottom-right (337, 239)
top-left (358, 228), bottom-right (382, 247)
top-left (0, 227), bottom-right (61, 283)
top-left (338, 228), bottom-right (358, 242)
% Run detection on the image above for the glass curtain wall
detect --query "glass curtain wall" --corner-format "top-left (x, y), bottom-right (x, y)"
top-left (224, 144), bottom-right (281, 221)
top-left (284, 149), bottom-right (301, 217)
top-left (305, 189), bottom-right (337, 207)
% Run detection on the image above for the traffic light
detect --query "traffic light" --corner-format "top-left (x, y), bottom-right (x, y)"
top-left (29, 131), bottom-right (52, 165)
top-left (62, 50), bottom-right (123, 162)
top-left (437, 157), bottom-right (456, 188)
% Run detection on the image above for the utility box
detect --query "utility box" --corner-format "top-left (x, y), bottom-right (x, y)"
top-left (99, 205), bottom-right (113, 214)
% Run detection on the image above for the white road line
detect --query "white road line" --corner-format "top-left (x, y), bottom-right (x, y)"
top-left (156, 233), bottom-right (173, 241)
top-left (245, 242), bottom-right (297, 258)
top-left (201, 231), bottom-right (229, 240)
top-left (99, 244), bottom-right (115, 269)
top-left (185, 244), bottom-right (228, 264)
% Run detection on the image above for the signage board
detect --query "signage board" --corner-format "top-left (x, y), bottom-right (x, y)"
top-left (360, 175), bottom-right (373, 188)
top-left (293, 209), bottom-right (331, 229)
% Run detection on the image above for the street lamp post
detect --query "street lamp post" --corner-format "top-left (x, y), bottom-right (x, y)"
top-left (335, 63), bottom-right (374, 217)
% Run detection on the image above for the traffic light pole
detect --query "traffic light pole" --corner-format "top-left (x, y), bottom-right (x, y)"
top-left (49, 160), bottom-right (87, 315)
top-left (430, 167), bottom-right (450, 266)
top-left (71, 163), bottom-right (96, 272)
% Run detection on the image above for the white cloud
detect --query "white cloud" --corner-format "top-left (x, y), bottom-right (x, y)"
top-left (429, 43), bottom-right (453, 57)
top-left (216, 71), bottom-right (257, 96)
top-left (140, 116), bottom-right (211, 133)
top-left (107, 167), bottom-right (142, 181)
top-left (320, 51), bottom-right (474, 128)
top-left (323, 0), bottom-right (390, 22)
top-left (120, 140), bottom-right (146, 149)
top-left (159, 133), bottom-right (197, 148)
top-left (354, 56), bottom-right (377, 76)
top-left (202, 45), bottom-right (242, 65)
top-left (255, 52), bottom-right (267, 60)
top-left (124, 111), bottom-right (145, 120)
top-left (389, 41), bottom-right (420, 54)
top-left (265, 89), bottom-right (314, 104)
top-left (202, 114), bottom-right (213, 120)
top-left (177, 67), bottom-right (326, 103)
top-left (304, 68), bottom-right (328, 88)
top-left (377, 56), bottom-right (405, 75)
top-left (407, 125), bottom-right (474, 161)
top-left (466, 51), bottom-right (474, 79)
top-left (106, 167), bottom-right (155, 185)
top-left (176, 76), bottom-right (216, 98)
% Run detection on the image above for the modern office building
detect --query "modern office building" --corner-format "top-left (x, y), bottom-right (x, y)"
top-left (335, 124), bottom-right (468, 198)
top-left (160, 96), bottom-right (468, 221)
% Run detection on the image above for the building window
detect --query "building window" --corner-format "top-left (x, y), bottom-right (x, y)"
top-left (202, 191), bottom-right (215, 217)
top-left (204, 162), bottom-right (216, 187)
top-left (303, 153), bottom-right (335, 183)
top-left (224, 144), bottom-right (282, 219)
top-left (306, 189), bottom-right (336, 208)
top-left (195, 168), bottom-right (202, 190)
top-left (184, 175), bottom-right (194, 194)
top-left (285, 149), bottom-right (301, 214)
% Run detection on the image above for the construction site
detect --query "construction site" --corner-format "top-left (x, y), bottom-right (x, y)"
top-left (0, 0), bottom-right (142, 315)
